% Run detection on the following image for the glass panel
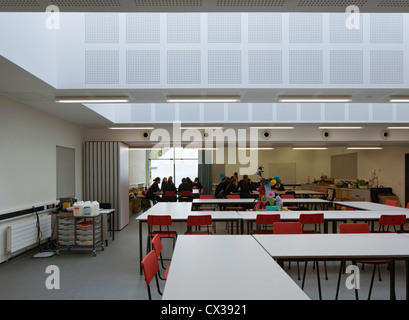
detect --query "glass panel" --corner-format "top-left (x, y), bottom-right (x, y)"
top-left (175, 159), bottom-right (198, 187)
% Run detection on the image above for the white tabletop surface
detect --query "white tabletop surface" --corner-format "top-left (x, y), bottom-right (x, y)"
top-left (253, 233), bottom-right (409, 260)
top-left (337, 210), bottom-right (409, 221)
top-left (162, 235), bottom-right (310, 300)
top-left (333, 201), bottom-right (409, 211)
top-left (193, 198), bottom-right (256, 204)
top-left (237, 210), bottom-right (347, 221)
top-left (136, 202), bottom-right (241, 221)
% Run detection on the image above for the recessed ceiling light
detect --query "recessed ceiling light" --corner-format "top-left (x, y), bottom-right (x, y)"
top-left (166, 96), bottom-right (240, 103)
top-left (238, 147), bottom-right (274, 150)
top-left (108, 127), bottom-right (155, 130)
top-left (55, 96), bottom-right (129, 103)
top-left (347, 147), bottom-right (383, 150)
top-left (387, 127), bottom-right (409, 129)
top-left (292, 147), bottom-right (328, 150)
top-left (318, 126), bottom-right (363, 129)
top-left (181, 127), bottom-right (224, 130)
top-left (389, 96), bottom-right (409, 103)
top-left (279, 96), bottom-right (352, 103)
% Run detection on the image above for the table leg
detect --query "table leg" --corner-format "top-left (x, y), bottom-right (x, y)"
top-left (139, 220), bottom-right (143, 275)
top-left (390, 260), bottom-right (396, 300)
top-left (406, 259), bottom-right (409, 300)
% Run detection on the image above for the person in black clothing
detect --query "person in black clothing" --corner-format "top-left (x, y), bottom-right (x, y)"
top-left (224, 178), bottom-right (239, 197)
top-left (238, 175), bottom-right (252, 198)
top-left (215, 177), bottom-right (230, 198)
top-left (161, 177), bottom-right (168, 190)
top-left (178, 178), bottom-right (193, 192)
top-left (162, 176), bottom-right (177, 201)
top-left (193, 177), bottom-right (202, 190)
top-left (146, 177), bottom-right (161, 203)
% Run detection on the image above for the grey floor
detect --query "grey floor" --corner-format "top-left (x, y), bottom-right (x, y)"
top-left (0, 212), bottom-right (407, 300)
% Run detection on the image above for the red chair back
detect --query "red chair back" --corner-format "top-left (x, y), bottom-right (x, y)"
top-left (406, 202), bottom-right (409, 209)
top-left (227, 195), bottom-right (240, 199)
top-left (151, 234), bottom-right (163, 257)
top-left (273, 222), bottom-right (303, 234)
top-left (141, 250), bottom-right (159, 286)
top-left (200, 195), bottom-right (213, 199)
top-left (280, 194), bottom-right (294, 199)
top-left (379, 214), bottom-right (406, 226)
top-left (164, 191), bottom-right (176, 197)
top-left (256, 214), bottom-right (281, 225)
top-left (187, 215), bottom-right (213, 227)
top-left (147, 215), bottom-right (173, 226)
top-left (385, 199), bottom-right (398, 207)
top-left (299, 213), bottom-right (324, 225)
top-left (339, 223), bottom-right (370, 234)
top-left (180, 191), bottom-right (192, 197)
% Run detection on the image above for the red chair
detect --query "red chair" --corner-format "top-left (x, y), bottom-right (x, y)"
top-left (179, 191), bottom-right (193, 202)
top-left (272, 222), bottom-right (303, 234)
top-left (280, 194), bottom-right (299, 210)
top-left (373, 214), bottom-right (406, 233)
top-left (185, 215), bottom-right (213, 235)
top-left (141, 250), bottom-right (162, 300)
top-left (273, 222), bottom-right (322, 299)
top-left (252, 214), bottom-right (280, 234)
top-left (299, 213), bottom-right (327, 280)
top-left (147, 215), bottom-right (177, 254)
top-left (384, 199), bottom-right (398, 207)
top-left (406, 202), bottom-right (409, 209)
top-left (198, 195), bottom-right (216, 211)
top-left (227, 194), bottom-right (240, 199)
top-left (163, 191), bottom-right (177, 202)
top-left (299, 213), bottom-right (324, 234)
top-left (151, 234), bottom-right (170, 280)
top-left (335, 223), bottom-right (394, 300)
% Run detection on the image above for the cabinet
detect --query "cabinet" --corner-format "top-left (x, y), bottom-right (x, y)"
top-left (56, 214), bottom-right (104, 256)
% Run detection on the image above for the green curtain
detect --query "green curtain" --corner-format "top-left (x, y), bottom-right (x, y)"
top-left (198, 150), bottom-right (212, 195)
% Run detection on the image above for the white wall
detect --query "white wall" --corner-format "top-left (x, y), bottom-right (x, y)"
top-left (0, 95), bottom-right (83, 213)
top-left (216, 146), bottom-right (409, 206)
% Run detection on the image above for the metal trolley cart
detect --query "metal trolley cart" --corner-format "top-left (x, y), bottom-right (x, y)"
top-left (56, 214), bottom-right (104, 256)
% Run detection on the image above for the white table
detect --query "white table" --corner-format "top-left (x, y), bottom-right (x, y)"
top-left (253, 233), bottom-right (409, 300)
top-left (238, 210), bottom-right (347, 234)
top-left (192, 198), bottom-right (255, 210)
top-left (162, 235), bottom-right (310, 300)
top-left (333, 201), bottom-right (409, 212)
top-left (136, 202), bottom-right (242, 273)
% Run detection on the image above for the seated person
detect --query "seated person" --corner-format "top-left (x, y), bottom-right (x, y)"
top-left (146, 177), bottom-right (161, 203)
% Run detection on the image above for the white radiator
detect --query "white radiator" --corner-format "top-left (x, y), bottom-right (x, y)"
top-left (5, 214), bottom-right (52, 256)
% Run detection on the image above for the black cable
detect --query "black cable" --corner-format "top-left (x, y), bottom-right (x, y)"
top-left (32, 206), bottom-right (42, 251)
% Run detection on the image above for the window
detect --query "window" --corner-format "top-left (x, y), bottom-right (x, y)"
top-left (149, 147), bottom-right (198, 186)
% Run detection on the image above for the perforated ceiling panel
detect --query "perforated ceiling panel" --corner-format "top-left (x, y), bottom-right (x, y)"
top-left (167, 13), bottom-right (201, 43)
top-left (248, 13), bottom-right (282, 43)
top-left (52, 0), bottom-right (121, 7)
top-left (370, 13), bottom-right (403, 43)
top-left (297, 0), bottom-right (367, 6)
top-left (126, 50), bottom-right (160, 84)
top-left (289, 12), bottom-right (323, 43)
top-left (208, 50), bottom-right (242, 84)
top-left (330, 50), bottom-right (363, 84)
top-left (85, 50), bottom-right (119, 84)
top-left (248, 50), bottom-right (282, 84)
top-left (289, 50), bottom-right (323, 84)
top-left (370, 50), bottom-right (403, 84)
top-left (85, 13), bottom-right (119, 43)
top-left (217, 0), bottom-right (285, 6)
top-left (0, 0), bottom-right (39, 6)
top-left (167, 50), bottom-right (201, 84)
top-left (133, 0), bottom-right (202, 6)
top-left (126, 13), bottom-right (160, 43)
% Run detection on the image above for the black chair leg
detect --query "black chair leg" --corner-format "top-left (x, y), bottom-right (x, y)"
top-left (368, 264), bottom-right (376, 300)
top-left (335, 260), bottom-right (344, 300)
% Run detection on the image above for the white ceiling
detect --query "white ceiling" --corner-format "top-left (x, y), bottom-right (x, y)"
top-left (1, 3), bottom-right (409, 147)
top-left (1, 0), bottom-right (409, 13)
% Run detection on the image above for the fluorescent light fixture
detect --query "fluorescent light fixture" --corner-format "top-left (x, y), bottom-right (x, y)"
top-left (108, 127), bottom-right (155, 130)
top-left (347, 147), bottom-right (383, 150)
top-left (238, 147), bottom-right (274, 150)
top-left (250, 126), bottom-right (294, 129)
top-left (389, 96), bottom-right (409, 103)
top-left (129, 147), bottom-right (162, 150)
top-left (387, 127), bottom-right (409, 129)
top-left (166, 95), bottom-right (240, 103)
top-left (181, 127), bottom-right (224, 130)
top-left (279, 96), bottom-right (352, 103)
top-left (318, 126), bottom-right (363, 129)
top-left (293, 147), bottom-right (328, 150)
top-left (55, 96), bottom-right (129, 103)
